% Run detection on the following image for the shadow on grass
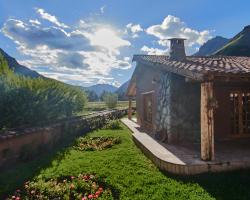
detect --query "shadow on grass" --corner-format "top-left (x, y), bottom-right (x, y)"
top-left (163, 169), bottom-right (250, 200)
top-left (0, 138), bottom-right (73, 199)
top-left (0, 133), bottom-right (120, 200)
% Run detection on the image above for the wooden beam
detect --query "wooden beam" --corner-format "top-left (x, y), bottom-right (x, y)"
top-left (200, 82), bottom-right (215, 161)
top-left (128, 97), bottom-right (132, 120)
top-left (238, 93), bottom-right (243, 135)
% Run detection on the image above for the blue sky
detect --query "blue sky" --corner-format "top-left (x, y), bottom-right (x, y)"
top-left (0, 0), bottom-right (249, 87)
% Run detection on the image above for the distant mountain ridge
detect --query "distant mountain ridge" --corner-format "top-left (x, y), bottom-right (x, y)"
top-left (116, 80), bottom-right (130, 100)
top-left (215, 25), bottom-right (250, 57)
top-left (84, 84), bottom-right (118, 96)
top-left (0, 48), bottom-right (41, 78)
top-left (194, 36), bottom-right (229, 56)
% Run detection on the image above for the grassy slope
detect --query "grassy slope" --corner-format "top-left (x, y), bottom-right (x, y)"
top-left (1, 124), bottom-right (250, 199)
top-left (215, 28), bottom-right (250, 56)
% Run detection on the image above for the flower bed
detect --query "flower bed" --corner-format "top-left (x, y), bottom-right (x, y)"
top-left (7, 174), bottom-right (113, 200)
top-left (74, 136), bottom-right (121, 151)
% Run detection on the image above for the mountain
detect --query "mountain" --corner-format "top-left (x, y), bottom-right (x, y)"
top-left (0, 48), bottom-right (41, 78)
top-left (84, 84), bottom-right (118, 96)
top-left (215, 25), bottom-right (250, 57)
top-left (116, 80), bottom-right (130, 100)
top-left (194, 36), bottom-right (229, 56)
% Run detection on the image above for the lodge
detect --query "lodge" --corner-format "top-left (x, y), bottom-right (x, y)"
top-left (125, 38), bottom-right (250, 174)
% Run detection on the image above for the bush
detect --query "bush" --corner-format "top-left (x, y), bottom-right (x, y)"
top-left (105, 120), bottom-right (122, 130)
top-left (74, 136), bottom-right (121, 151)
top-left (0, 54), bottom-right (88, 129)
top-left (7, 174), bottom-right (113, 200)
top-left (103, 93), bottom-right (118, 109)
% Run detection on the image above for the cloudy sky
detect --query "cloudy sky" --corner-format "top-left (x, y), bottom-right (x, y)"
top-left (0, 0), bottom-right (249, 87)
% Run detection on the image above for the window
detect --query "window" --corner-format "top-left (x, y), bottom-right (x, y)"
top-left (230, 92), bottom-right (250, 135)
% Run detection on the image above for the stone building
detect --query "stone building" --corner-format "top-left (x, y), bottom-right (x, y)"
top-left (127, 38), bottom-right (250, 161)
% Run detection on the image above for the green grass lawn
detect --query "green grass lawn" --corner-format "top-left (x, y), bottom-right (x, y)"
top-left (1, 122), bottom-right (250, 199)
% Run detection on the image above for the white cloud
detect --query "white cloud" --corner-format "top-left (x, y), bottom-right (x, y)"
top-left (29, 19), bottom-right (41, 26)
top-left (100, 6), bottom-right (106, 14)
top-left (1, 12), bottom-right (132, 86)
top-left (85, 27), bottom-right (131, 54)
top-left (146, 15), bottom-right (211, 53)
top-left (126, 23), bottom-right (143, 38)
top-left (141, 45), bottom-right (168, 55)
top-left (35, 8), bottom-right (69, 28)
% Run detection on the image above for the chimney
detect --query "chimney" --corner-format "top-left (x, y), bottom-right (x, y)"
top-left (168, 38), bottom-right (186, 60)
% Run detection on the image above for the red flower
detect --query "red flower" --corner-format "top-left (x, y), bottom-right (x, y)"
top-left (83, 175), bottom-right (89, 180)
top-left (95, 190), bottom-right (101, 197)
top-left (15, 197), bottom-right (20, 200)
top-left (98, 187), bottom-right (103, 192)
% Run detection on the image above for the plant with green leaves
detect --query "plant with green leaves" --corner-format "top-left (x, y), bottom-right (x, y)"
top-left (103, 93), bottom-right (118, 109)
top-left (0, 53), bottom-right (88, 129)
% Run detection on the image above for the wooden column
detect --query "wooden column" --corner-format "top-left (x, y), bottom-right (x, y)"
top-left (200, 82), bottom-right (215, 161)
top-left (128, 97), bottom-right (132, 120)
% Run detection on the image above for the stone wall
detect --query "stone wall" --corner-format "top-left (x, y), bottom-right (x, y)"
top-left (155, 73), bottom-right (200, 143)
top-left (0, 110), bottom-right (127, 169)
top-left (170, 74), bottom-right (200, 143)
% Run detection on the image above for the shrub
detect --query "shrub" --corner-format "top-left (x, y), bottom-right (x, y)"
top-left (103, 93), bottom-right (118, 109)
top-left (105, 120), bottom-right (122, 130)
top-left (0, 54), bottom-right (88, 129)
top-left (7, 174), bottom-right (113, 200)
top-left (74, 136), bottom-right (121, 151)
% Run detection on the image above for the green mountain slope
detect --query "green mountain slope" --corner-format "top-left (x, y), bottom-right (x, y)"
top-left (215, 25), bottom-right (250, 56)
top-left (194, 36), bottom-right (229, 56)
top-left (0, 48), bottom-right (41, 78)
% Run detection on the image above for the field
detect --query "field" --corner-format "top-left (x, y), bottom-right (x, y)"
top-left (1, 122), bottom-right (250, 199)
top-left (80, 101), bottom-right (136, 115)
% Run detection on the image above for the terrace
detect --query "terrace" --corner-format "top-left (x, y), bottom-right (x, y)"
top-left (122, 118), bottom-right (250, 175)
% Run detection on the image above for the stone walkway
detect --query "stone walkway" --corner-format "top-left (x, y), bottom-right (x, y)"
top-left (121, 118), bottom-right (250, 175)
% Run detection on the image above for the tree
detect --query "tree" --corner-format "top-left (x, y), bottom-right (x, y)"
top-left (103, 93), bottom-right (118, 109)
top-left (86, 90), bottom-right (99, 102)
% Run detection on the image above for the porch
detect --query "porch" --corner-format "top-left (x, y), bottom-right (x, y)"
top-left (122, 118), bottom-right (250, 175)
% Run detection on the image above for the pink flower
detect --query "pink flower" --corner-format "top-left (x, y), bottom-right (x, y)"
top-left (98, 187), bottom-right (103, 192)
top-left (15, 197), bottom-right (20, 200)
top-left (82, 197), bottom-right (87, 200)
top-left (83, 175), bottom-right (89, 180)
top-left (71, 176), bottom-right (75, 180)
top-left (88, 194), bottom-right (94, 199)
top-left (11, 196), bottom-right (16, 199)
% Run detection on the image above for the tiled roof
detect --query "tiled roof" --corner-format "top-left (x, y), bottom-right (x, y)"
top-left (133, 55), bottom-right (250, 77)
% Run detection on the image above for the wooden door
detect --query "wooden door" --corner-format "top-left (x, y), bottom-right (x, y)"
top-left (143, 93), bottom-right (153, 129)
top-left (230, 92), bottom-right (250, 136)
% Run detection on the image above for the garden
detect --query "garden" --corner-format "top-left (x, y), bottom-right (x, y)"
top-left (1, 120), bottom-right (250, 200)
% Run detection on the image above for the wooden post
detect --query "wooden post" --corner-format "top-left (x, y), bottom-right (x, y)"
top-left (128, 97), bottom-right (132, 120)
top-left (200, 82), bottom-right (215, 161)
